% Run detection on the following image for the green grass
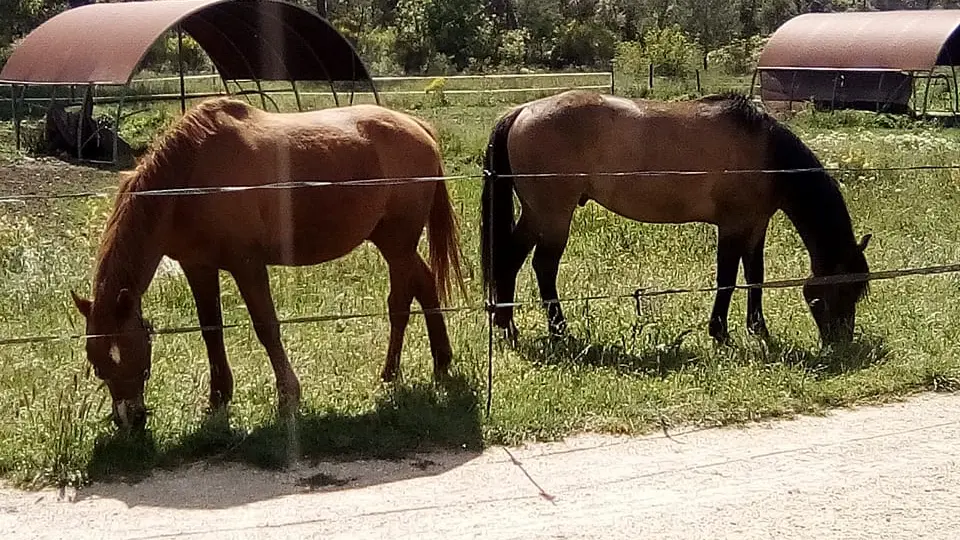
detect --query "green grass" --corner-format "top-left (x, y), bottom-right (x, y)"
top-left (1, 85), bottom-right (960, 490)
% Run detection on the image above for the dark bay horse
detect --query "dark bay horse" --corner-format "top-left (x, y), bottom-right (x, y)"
top-left (482, 90), bottom-right (871, 346)
top-left (71, 97), bottom-right (465, 430)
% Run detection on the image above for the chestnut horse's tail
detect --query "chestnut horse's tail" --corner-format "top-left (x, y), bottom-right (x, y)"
top-left (480, 106), bottom-right (523, 303)
top-left (428, 170), bottom-right (466, 306)
top-left (413, 116), bottom-right (465, 306)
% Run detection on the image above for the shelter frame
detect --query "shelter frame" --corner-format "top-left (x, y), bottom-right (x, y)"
top-left (0, 0), bottom-right (380, 165)
top-left (753, 10), bottom-right (960, 118)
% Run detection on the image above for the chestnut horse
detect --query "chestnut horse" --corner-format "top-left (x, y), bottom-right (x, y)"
top-left (482, 90), bottom-right (871, 346)
top-left (71, 97), bottom-right (464, 430)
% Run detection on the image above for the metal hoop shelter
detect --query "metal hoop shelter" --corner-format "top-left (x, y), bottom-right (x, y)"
top-left (0, 0), bottom-right (380, 164)
top-left (753, 10), bottom-right (960, 117)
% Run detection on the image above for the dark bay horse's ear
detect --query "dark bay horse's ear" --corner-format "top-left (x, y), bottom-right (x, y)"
top-left (115, 289), bottom-right (135, 320)
top-left (858, 234), bottom-right (872, 252)
top-left (71, 290), bottom-right (92, 319)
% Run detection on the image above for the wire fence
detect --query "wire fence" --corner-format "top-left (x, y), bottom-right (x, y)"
top-left (1, 163), bottom-right (959, 204)
top-left (1, 157), bottom-right (960, 415)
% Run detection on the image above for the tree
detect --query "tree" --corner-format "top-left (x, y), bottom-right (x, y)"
top-left (681, 0), bottom-right (739, 69)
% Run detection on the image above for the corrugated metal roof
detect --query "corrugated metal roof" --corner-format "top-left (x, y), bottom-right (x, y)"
top-left (758, 10), bottom-right (960, 72)
top-left (0, 0), bottom-right (372, 85)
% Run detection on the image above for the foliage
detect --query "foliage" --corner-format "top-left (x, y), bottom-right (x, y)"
top-left (706, 35), bottom-right (768, 75)
top-left (552, 20), bottom-right (619, 68)
top-left (681, 0), bottom-right (739, 67)
top-left (640, 24), bottom-right (697, 77)
top-left (140, 33), bottom-right (212, 74)
top-left (1, 0), bottom-right (957, 76)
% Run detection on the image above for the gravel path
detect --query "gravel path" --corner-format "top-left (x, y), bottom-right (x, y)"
top-left (3, 392), bottom-right (959, 539)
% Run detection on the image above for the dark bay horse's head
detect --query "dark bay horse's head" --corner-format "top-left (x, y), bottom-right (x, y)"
top-left (71, 289), bottom-right (153, 430)
top-left (803, 234), bottom-right (871, 345)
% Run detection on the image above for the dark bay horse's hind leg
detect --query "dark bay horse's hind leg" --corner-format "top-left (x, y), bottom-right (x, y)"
top-left (532, 224), bottom-right (572, 338)
top-left (229, 264), bottom-right (302, 417)
top-left (182, 263), bottom-right (234, 411)
top-left (742, 225), bottom-right (770, 338)
top-left (494, 214), bottom-right (537, 342)
top-left (709, 231), bottom-right (747, 344)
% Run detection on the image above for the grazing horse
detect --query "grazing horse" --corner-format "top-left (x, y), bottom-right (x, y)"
top-left (481, 90), bottom-right (871, 346)
top-left (71, 97), bottom-right (465, 430)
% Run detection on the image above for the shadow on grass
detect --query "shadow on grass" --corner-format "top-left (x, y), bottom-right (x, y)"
top-left (514, 324), bottom-right (891, 380)
top-left (757, 332), bottom-right (892, 378)
top-left (81, 374), bottom-right (483, 508)
top-left (515, 325), bottom-right (700, 378)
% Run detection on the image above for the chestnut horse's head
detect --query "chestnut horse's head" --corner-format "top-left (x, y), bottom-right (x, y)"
top-left (71, 289), bottom-right (153, 430)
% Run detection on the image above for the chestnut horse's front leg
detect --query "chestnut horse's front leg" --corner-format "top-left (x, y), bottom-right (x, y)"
top-left (230, 263), bottom-right (301, 418)
top-left (181, 263), bottom-right (234, 411)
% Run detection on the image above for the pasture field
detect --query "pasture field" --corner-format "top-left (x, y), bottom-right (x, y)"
top-left (1, 84), bottom-right (960, 489)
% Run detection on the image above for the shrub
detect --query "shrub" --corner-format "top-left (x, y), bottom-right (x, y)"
top-left (640, 25), bottom-right (696, 77)
top-left (706, 35), bottom-right (768, 75)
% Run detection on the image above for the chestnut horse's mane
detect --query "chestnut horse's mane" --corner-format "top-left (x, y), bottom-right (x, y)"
top-left (95, 98), bottom-right (248, 278)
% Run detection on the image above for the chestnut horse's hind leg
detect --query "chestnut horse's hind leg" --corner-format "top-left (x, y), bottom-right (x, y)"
top-left (182, 263), bottom-right (234, 411)
top-left (229, 264), bottom-right (302, 416)
top-left (411, 256), bottom-right (453, 379)
top-left (379, 253), bottom-right (416, 382)
top-left (709, 230), bottom-right (748, 344)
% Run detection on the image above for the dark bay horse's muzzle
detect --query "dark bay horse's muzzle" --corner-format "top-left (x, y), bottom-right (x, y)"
top-left (112, 398), bottom-right (147, 430)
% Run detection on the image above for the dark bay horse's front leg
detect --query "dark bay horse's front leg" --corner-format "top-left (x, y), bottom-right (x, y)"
top-left (182, 263), bottom-right (234, 411)
top-left (709, 231), bottom-right (746, 344)
top-left (230, 264), bottom-right (301, 418)
top-left (742, 225), bottom-right (769, 338)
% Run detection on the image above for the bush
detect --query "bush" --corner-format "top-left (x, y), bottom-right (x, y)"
top-left (140, 33), bottom-right (211, 74)
top-left (0, 39), bottom-right (22, 70)
top-left (640, 25), bottom-right (696, 77)
top-left (613, 40), bottom-right (645, 77)
top-left (551, 20), bottom-right (617, 68)
top-left (497, 29), bottom-right (530, 69)
top-left (706, 35), bottom-right (768, 75)
top-left (357, 27), bottom-right (403, 75)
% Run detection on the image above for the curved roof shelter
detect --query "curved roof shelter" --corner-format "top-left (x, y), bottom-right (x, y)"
top-left (0, 0), bottom-right (374, 87)
top-left (756, 10), bottom-right (960, 115)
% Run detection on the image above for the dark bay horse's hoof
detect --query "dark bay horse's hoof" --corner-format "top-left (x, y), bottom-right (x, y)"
top-left (502, 320), bottom-right (520, 346)
top-left (748, 325), bottom-right (770, 341)
top-left (547, 320), bottom-right (567, 339)
top-left (709, 321), bottom-right (731, 346)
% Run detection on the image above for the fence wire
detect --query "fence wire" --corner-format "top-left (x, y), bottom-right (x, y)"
top-left (1, 161), bottom-right (960, 417)
top-left (0, 163), bottom-right (958, 204)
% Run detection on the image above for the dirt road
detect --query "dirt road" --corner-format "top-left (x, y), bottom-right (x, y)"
top-left (2, 392), bottom-right (959, 539)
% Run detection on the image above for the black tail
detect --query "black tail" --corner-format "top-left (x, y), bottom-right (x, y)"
top-left (481, 106), bottom-right (524, 302)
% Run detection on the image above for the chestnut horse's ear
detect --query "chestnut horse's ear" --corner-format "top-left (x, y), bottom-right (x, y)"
top-left (115, 289), bottom-right (135, 320)
top-left (858, 234), bottom-right (872, 252)
top-left (71, 290), bottom-right (92, 319)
